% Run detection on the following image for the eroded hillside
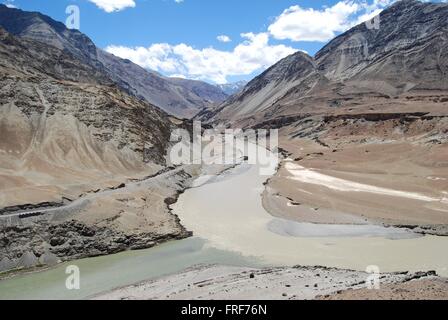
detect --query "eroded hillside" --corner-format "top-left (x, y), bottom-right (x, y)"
top-left (0, 27), bottom-right (196, 272)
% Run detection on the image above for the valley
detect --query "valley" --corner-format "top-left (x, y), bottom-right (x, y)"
top-left (0, 0), bottom-right (447, 301)
top-left (1, 157), bottom-right (446, 300)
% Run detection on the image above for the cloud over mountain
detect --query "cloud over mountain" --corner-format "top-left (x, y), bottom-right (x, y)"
top-left (104, 0), bottom-right (400, 83)
top-left (268, 0), bottom-right (396, 42)
top-left (106, 32), bottom-right (296, 83)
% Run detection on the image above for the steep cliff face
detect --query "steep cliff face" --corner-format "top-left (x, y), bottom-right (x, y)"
top-left (0, 27), bottom-right (109, 84)
top-left (0, 4), bottom-right (227, 119)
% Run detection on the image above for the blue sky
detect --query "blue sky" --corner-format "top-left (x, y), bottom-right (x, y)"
top-left (2, 0), bottom-right (444, 83)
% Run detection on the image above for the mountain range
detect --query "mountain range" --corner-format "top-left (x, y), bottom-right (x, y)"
top-left (198, 0), bottom-right (448, 237)
top-left (0, 4), bottom-right (228, 119)
top-left (201, 0), bottom-right (448, 127)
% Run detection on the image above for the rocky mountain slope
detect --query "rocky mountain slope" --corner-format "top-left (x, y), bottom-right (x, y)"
top-left (202, 0), bottom-right (448, 126)
top-left (199, 51), bottom-right (325, 122)
top-left (316, 0), bottom-right (448, 87)
top-left (0, 4), bottom-right (227, 119)
top-left (201, 0), bottom-right (448, 233)
top-left (0, 24), bottom-right (187, 205)
top-left (0, 26), bottom-right (198, 272)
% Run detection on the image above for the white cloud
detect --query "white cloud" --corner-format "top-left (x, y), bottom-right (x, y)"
top-left (268, 1), bottom-right (360, 42)
top-left (106, 33), bottom-right (297, 83)
top-left (174, 0), bottom-right (184, 3)
top-left (3, 0), bottom-right (17, 8)
top-left (217, 35), bottom-right (232, 43)
top-left (88, 0), bottom-right (136, 13)
top-left (268, 0), bottom-right (397, 42)
top-left (103, 0), bottom-right (407, 83)
top-left (169, 74), bottom-right (187, 79)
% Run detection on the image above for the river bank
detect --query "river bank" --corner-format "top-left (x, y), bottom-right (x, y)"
top-left (263, 137), bottom-right (448, 236)
top-left (0, 166), bottom-right (199, 275)
top-left (94, 264), bottom-right (444, 300)
top-left (171, 160), bottom-right (448, 275)
top-left (2, 154), bottom-right (448, 299)
top-left (0, 238), bottom-right (263, 300)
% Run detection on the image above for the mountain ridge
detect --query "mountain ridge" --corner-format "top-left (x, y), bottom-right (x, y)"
top-left (0, 26), bottom-right (197, 270)
top-left (200, 0), bottom-right (448, 126)
top-left (0, 4), bottom-right (227, 119)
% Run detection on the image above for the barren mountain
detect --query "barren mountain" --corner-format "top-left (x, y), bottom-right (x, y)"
top-left (0, 4), bottom-right (227, 118)
top-left (316, 0), bottom-right (448, 88)
top-left (201, 0), bottom-right (448, 233)
top-left (0, 23), bottom-right (187, 205)
top-left (97, 50), bottom-right (227, 118)
top-left (0, 26), bottom-right (196, 271)
top-left (199, 52), bottom-right (325, 123)
top-left (203, 0), bottom-right (448, 126)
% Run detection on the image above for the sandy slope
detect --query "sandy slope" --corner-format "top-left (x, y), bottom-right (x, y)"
top-left (0, 102), bottom-right (155, 208)
top-left (319, 278), bottom-right (448, 300)
top-left (284, 162), bottom-right (445, 203)
top-left (264, 135), bottom-right (448, 233)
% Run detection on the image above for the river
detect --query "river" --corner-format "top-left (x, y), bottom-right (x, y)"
top-left (1, 160), bottom-right (447, 299)
top-left (173, 162), bottom-right (448, 273)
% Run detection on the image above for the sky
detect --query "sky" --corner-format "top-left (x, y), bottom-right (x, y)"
top-left (2, 0), bottom-right (445, 84)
